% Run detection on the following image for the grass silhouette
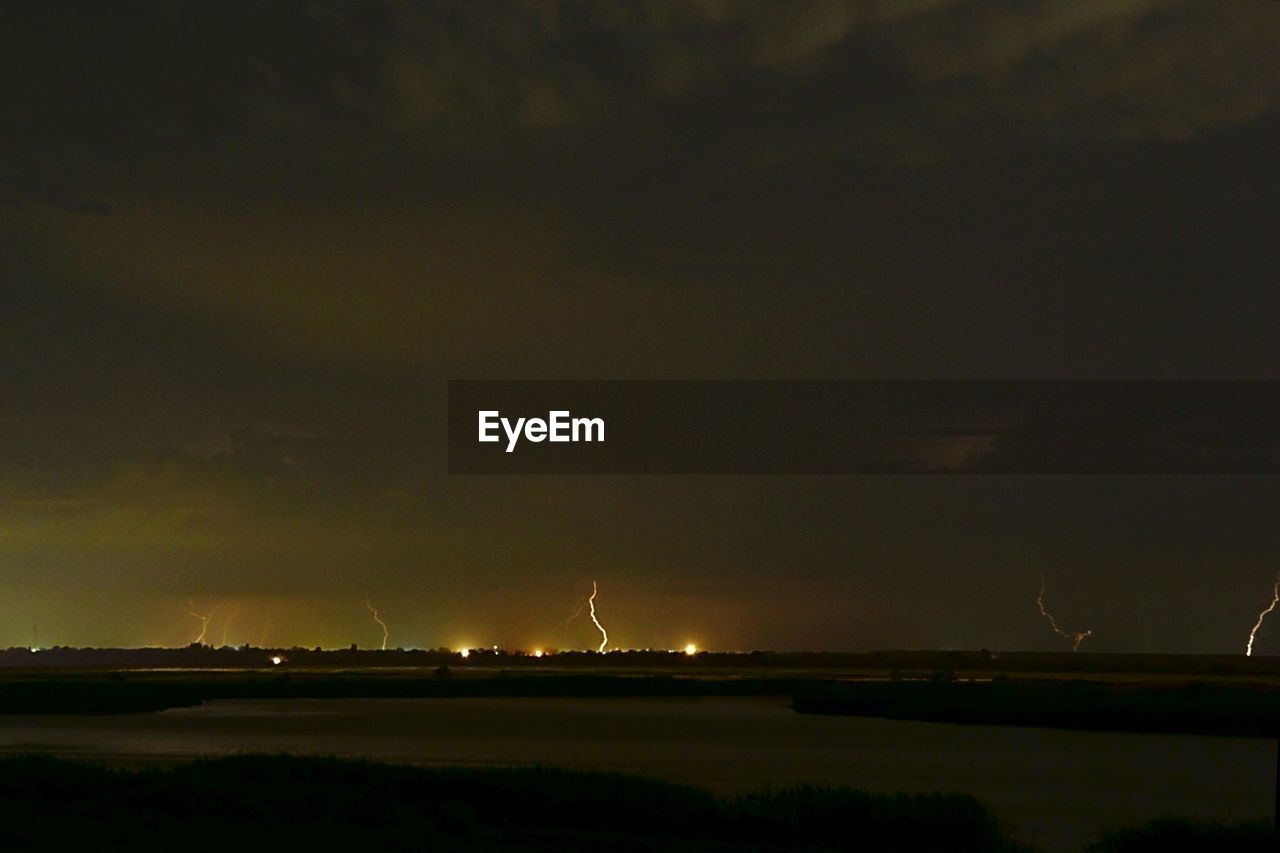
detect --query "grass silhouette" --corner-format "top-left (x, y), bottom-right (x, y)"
top-left (0, 754), bottom-right (1030, 852)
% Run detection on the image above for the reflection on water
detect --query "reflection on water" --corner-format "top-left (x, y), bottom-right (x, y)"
top-left (0, 696), bottom-right (1272, 852)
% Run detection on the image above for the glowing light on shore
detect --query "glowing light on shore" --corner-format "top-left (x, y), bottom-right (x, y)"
top-left (270, 655), bottom-right (283, 666)
top-left (532, 649), bottom-right (544, 658)
top-left (458, 648), bottom-right (470, 659)
top-left (684, 643), bottom-right (697, 656)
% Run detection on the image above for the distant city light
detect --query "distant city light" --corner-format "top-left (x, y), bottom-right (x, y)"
top-left (458, 648), bottom-right (470, 658)
top-left (684, 643), bottom-right (697, 656)
top-left (270, 655), bottom-right (283, 666)
top-left (532, 649), bottom-right (544, 658)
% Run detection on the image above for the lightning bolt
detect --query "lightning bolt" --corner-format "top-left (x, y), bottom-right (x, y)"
top-left (257, 606), bottom-right (272, 648)
top-left (560, 596), bottom-right (588, 644)
top-left (587, 580), bottom-right (608, 653)
top-left (187, 601), bottom-right (214, 646)
top-left (1245, 575), bottom-right (1280, 657)
top-left (365, 593), bottom-right (389, 651)
top-left (220, 601), bottom-right (241, 648)
top-left (1036, 574), bottom-right (1092, 652)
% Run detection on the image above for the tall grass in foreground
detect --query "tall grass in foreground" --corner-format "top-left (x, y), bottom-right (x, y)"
top-left (0, 754), bottom-right (1030, 852)
top-left (1087, 818), bottom-right (1278, 852)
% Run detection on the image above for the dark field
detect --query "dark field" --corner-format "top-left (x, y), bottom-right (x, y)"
top-left (0, 754), bottom-right (1271, 852)
top-left (0, 754), bottom-right (1030, 852)
top-left (7, 647), bottom-right (1280, 679)
top-left (2, 659), bottom-right (1278, 738)
top-left (1087, 820), bottom-right (1278, 853)
top-left (1, 656), bottom-right (1276, 851)
top-left (792, 679), bottom-right (1280, 737)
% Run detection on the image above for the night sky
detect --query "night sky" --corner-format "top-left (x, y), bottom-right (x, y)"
top-left (3, 2), bottom-right (1279, 653)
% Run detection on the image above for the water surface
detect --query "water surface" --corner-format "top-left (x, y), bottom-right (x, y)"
top-left (0, 696), bottom-right (1271, 852)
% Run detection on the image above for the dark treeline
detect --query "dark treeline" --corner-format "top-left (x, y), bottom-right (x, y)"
top-left (5, 646), bottom-right (1280, 677)
top-left (2, 670), bottom-right (1278, 737)
top-left (0, 674), bottom-right (801, 715)
top-left (792, 680), bottom-right (1280, 737)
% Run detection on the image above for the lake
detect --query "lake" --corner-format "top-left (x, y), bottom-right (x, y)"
top-left (0, 695), bottom-right (1271, 851)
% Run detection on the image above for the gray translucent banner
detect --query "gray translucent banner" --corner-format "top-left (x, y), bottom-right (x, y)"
top-left (448, 381), bottom-right (1280, 474)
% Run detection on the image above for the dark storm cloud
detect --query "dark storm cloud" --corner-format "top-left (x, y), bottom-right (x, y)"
top-left (7, 0), bottom-right (1278, 375)
top-left (1, 1), bottom-right (1279, 650)
top-left (10, 2), bottom-right (1279, 169)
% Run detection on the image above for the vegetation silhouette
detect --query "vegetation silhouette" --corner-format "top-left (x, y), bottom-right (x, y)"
top-left (792, 680), bottom-right (1280, 737)
top-left (0, 754), bottom-right (1030, 852)
top-left (1087, 819), bottom-right (1278, 852)
top-left (3, 672), bottom-right (1277, 737)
